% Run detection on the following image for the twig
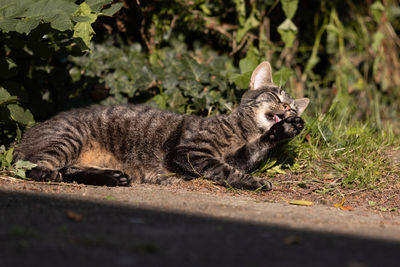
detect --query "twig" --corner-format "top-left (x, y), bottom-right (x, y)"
top-left (0, 175), bottom-right (82, 187)
top-left (343, 187), bottom-right (369, 195)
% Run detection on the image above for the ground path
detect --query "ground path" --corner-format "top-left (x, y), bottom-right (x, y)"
top-left (1, 177), bottom-right (399, 266)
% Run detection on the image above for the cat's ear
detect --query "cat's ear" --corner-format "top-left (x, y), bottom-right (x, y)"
top-left (295, 98), bottom-right (310, 116)
top-left (249, 61), bottom-right (274, 90)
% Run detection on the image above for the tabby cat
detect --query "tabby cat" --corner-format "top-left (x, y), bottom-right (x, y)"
top-left (13, 61), bottom-right (309, 190)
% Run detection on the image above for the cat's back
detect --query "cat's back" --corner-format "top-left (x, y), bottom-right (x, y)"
top-left (15, 104), bottom-right (189, 164)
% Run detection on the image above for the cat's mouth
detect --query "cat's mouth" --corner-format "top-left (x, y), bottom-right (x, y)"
top-left (266, 113), bottom-right (285, 123)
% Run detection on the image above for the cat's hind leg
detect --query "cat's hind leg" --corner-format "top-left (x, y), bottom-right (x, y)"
top-left (60, 165), bottom-right (132, 186)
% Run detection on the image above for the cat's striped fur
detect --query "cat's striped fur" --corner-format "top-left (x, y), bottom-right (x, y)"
top-left (13, 61), bottom-right (309, 190)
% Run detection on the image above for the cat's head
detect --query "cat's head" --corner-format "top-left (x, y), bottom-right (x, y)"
top-left (240, 61), bottom-right (309, 131)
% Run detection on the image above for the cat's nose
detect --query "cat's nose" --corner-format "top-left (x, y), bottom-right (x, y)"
top-left (286, 110), bottom-right (296, 117)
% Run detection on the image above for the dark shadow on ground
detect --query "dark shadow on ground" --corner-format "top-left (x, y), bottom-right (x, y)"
top-left (0, 189), bottom-right (398, 267)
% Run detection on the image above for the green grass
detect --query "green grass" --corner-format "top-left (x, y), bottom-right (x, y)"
top-left (260, 111), bottom-right (400, 190)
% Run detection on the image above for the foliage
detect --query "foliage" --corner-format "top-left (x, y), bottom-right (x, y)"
top-left (0, 146), bottom-right (36, 178)
top-left (70, 40), bottom-right (238, 114)
top-left (0, 0), bottom-right (123, 147)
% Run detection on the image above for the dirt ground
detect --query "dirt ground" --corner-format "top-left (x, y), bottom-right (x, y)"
top-left (1, 170), bottom-right (400, 267)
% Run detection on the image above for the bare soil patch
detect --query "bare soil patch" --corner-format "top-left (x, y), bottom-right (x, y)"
top-left (1, 165), bottom-right (399, 215)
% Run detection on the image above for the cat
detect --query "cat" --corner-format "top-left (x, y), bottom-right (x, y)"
top-left (13, 61), bottom-right (309, 190)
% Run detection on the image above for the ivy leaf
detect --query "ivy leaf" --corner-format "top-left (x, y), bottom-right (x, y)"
top-left (231, 49), bottom-right (259, 89)
top-left (182, 56), bottom-right (209, 83)
top-left (0, 87), bottom-right (18, 106)
top-left (280, 0), bottom-right (298, 19)
top-left (73, 2), bottom-right (98, 51)
top-left (239, 52), bottom-right (258, 74)
top-left (166, 89), bottom-right (187, 113)
top-left (22, 0), bottom-right (76, 32)
top-left (14, 18), bottom-right (41, 34)
top-left (0, 18), bottom-right (19, 33)
top-left (151, 94), bottom-right (167, 110)
top-left (230, 71), bottom-right (252, 89)
top-left (86, 0), bottom-right (111, 12)
top-left (7, 104), bottom-right (34, 125)
top-left (14, 160), bottom-right (37, 170)
top-left (180, 80), bottom-right (203, 94)
top-left (49, 13), bottom-right (72, 31)
top-left (101, 2), bottom-right (123, 16)
top-left (272, 67), bottom-right (294, 87)
top-left (277, 18), bottom-right (298, 48)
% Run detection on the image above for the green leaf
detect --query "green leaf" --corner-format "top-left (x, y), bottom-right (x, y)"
top-left (0, 18), bottom-right (18, 32)
top-left (182, 56), bottom-right (209, 82)
top-left (372, 31), bottom-right (384, 52)
top-left (14, 168), bottom-right (26, 179)
top-left (7, 104), bottom-right (34, 125)
top-left (73, 2), bottom-right (98, 51)
top-left (371, 1), bottom-right (385, 23)
top-left (5, 57), bottom-right (17, 69)
top-left (277, 18), bottom-right (298, 48)
top-left (49, 13), bottom-right (72, 31)
top-left (233, 0), bottom-right (246, 26)
top-left (368, 201), bottom-right (377, 206)
top-left (268, 165), bottom-right (286, 174)
top-left (180, 80), bottom-right (203, 93)
top-left (101, 2), bottom-right (123, 16)
top-left (166, 89), bottom-right (187, 113)
top-left (71, 16), bottom-right (92, 23)
top-left (5, 147), bottom-right (14, 165)
top-left (0, 87), bottom-right (18, 105)
top-left (230, 71), bottom-right (252, 89)
top-left (21, 0), bottom-right (76, 32)
top-left (272, 67), bottom-right (294, 87)
top-left (14, 160), bottom-right (37, 170)
top-left (239, 51), bottom-right (258, 74)
top-left (86, 0), bottom-right (111, 12)
top-left (256, 159), bottom-right (277, 174)
top-left (236, 13), bottom-right (259, 42)
top-left (14, 18), bottom-right (41, 34)
top-left (280, 0), bottom-right (298, 19)
top-left (69, 67), bottom-right (81, 82)
top-left (151, 94), bottom-right (167, 110)
top-left (22, 0), bottom-right (76, 18)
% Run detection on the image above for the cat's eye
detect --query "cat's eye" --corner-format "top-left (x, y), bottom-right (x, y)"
top-left (282, 103), bottom-right (290, 111)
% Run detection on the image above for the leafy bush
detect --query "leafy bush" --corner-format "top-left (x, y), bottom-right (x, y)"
top-left (0, 0), bottom-right (123, 146)
top-left (70, 40), bottom-right (243, 115)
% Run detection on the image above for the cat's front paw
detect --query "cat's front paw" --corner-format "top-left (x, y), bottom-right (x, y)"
top-left (267, 116), bottom-right (304, 141)
top-left (27, 166), bottom-right (62, 182)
